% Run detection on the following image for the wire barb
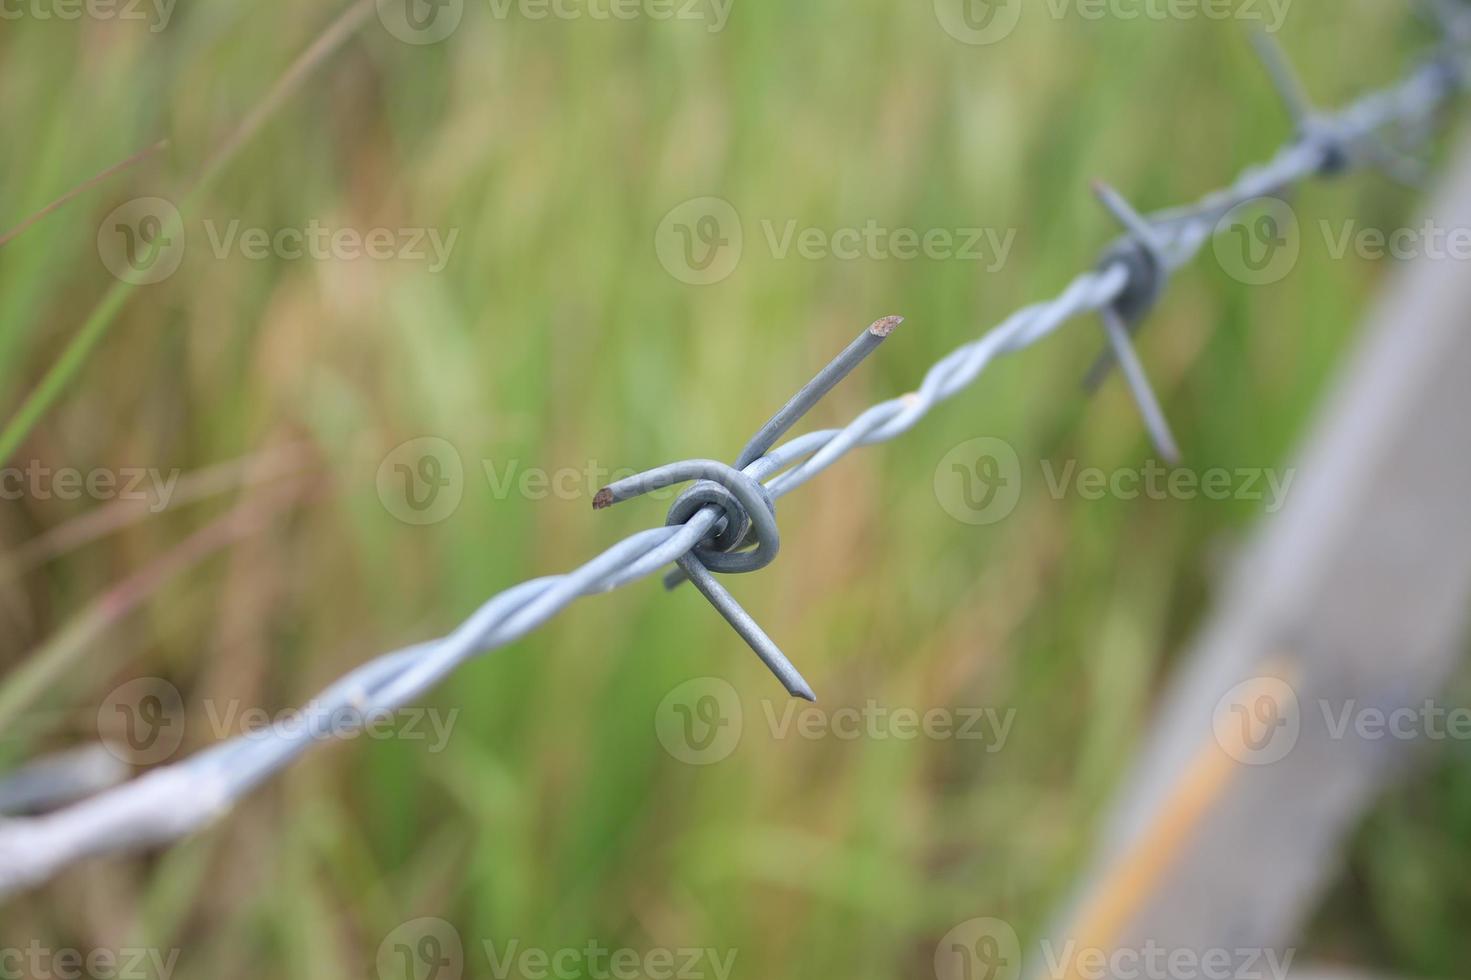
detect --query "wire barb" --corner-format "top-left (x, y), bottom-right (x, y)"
top-left (677, 556), bottom-right (816, 702)
top-left (663, 317), bottom-right (902, 597)
top-left (1085, 181), bottom-right (1182, 464)
top-left (735, 315), bottom-right (905, 471)
top-left (1250, 28), bottom-right (1355, 177)
top-left (602, 318), bottom-right (904, 698)
top-left (1250, 29), bottom-right (1314, 128)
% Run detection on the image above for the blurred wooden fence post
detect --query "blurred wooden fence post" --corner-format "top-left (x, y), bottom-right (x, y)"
top-left (1042, 134), bottom-right (1471, 978)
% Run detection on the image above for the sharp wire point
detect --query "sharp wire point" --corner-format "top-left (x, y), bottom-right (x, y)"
top-left (677, 555), bottom-right (816, 701)
top-left (1092, 180), bottom-right (1168, 256)
top-left (1250, 28), bottom-right (1314, 126)
top-left (869, 314), bottom-right (904, 337)
top-left (1100, 307), bottom-right (1182, 466)
top-left (734, 315), bottom-right (905, 471)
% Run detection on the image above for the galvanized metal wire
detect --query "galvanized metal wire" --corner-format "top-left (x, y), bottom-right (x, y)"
top-left (1, 20), bottom-right (1467, 897)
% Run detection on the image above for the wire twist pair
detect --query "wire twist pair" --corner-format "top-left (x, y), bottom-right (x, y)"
top-left (593, 19), bottom-right (1471, 701)
top-left (3, 5), bottom-right (1468, 898)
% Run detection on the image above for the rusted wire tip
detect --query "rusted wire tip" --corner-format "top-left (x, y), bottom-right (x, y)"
top-left (868, 315), bottom-right (904, 337)
top-left (592, 488), bottom-right (614, 510)
top-left (732, 314), bottom-right (905, 472)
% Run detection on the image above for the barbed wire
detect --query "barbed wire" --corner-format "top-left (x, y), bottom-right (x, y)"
top-left (1, 14), bottom-right (1468, 898)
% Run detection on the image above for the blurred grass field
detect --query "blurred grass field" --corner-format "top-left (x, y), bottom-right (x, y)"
top-left (3, 0), bottom-right (1471, 977)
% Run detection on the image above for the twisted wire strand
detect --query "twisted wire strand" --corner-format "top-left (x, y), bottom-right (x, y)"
top-left (0, 30), bottom-right (1465, 897)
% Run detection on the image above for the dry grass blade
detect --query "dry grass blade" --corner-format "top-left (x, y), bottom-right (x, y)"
top-left (0, 0), bottom-right (377, 465)
top-left (0, 140), bottom-right (169, 250)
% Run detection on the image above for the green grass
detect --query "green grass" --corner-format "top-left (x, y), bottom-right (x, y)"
top-left (1, 1), bottom-right (1468, 977)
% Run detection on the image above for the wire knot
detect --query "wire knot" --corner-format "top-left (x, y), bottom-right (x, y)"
top-left (665, 474), bottom-right (778, 574)
top-left (595, 460), bottom-right (778, 572)
top-left (1300, 118), bottom-right (1354, 177)
top-left (1090, 180), bottom-right (1172, 327)
top-left (1096, 236), bottom-right (1166, 326)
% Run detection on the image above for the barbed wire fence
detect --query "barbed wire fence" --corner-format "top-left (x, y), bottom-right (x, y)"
top-left (2, 7), bottom-right (1469, 898)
